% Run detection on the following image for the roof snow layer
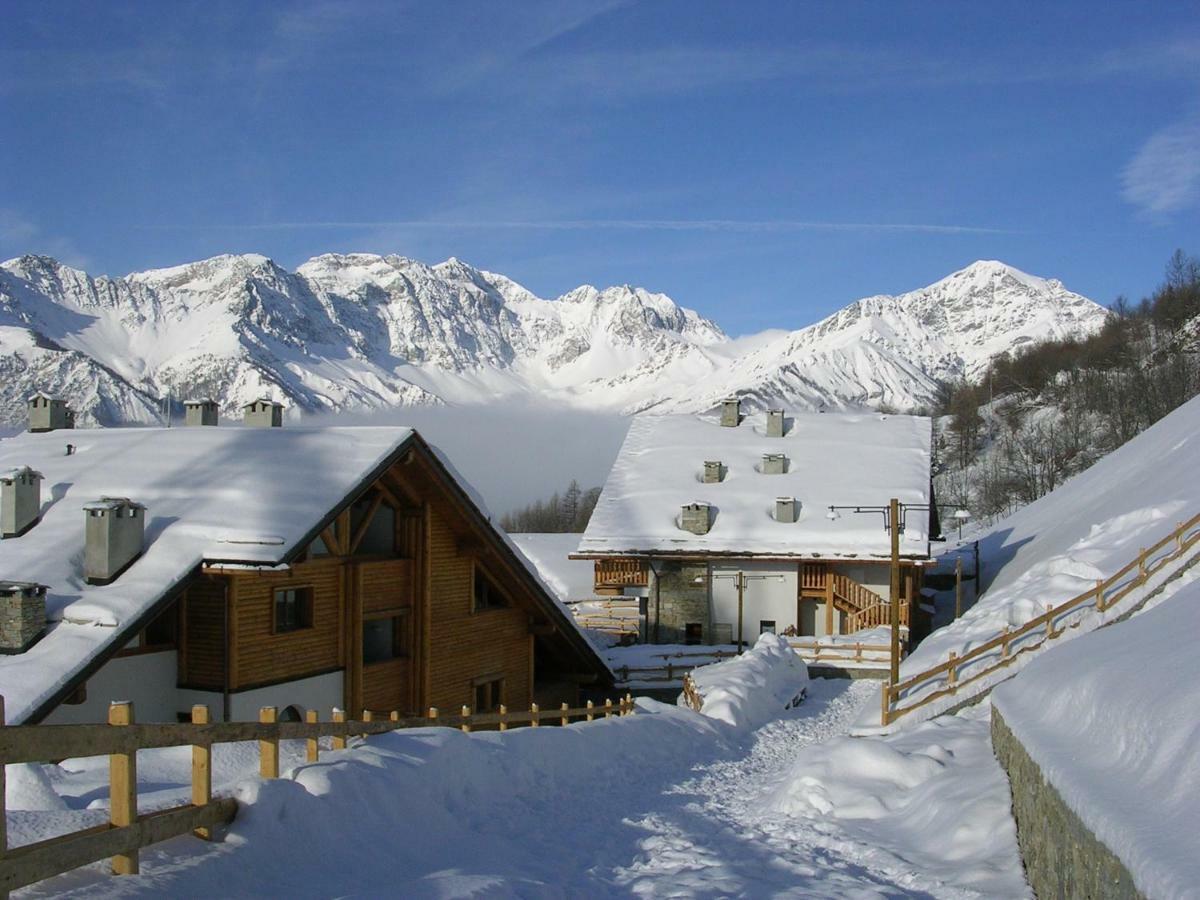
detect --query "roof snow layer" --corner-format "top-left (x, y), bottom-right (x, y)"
top-left (0, 425), bottom-right (412, 723)
top-left (577, 411), bottom-right (932, 559)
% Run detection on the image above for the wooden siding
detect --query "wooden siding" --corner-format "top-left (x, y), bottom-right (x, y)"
top-left (360, 559), bottom-right (413, 615)
top-left (425, 505), bottom-right (531, 713)
top-left (181, 577), bottom-right (225, 689)
top-left (229, 559), bottom-right (344, 690)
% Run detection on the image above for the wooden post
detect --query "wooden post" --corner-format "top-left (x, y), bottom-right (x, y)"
top-left (880, 681), bottom-right (890, 728)
top-left (955, 557), bottom-right (963, 619)
top-left (0, 696), bottom-right (7, 873)
top-left (108, 701), bottom-right (138, 875)
top-left (1001, 626), bottom-right (1011, 659)
top-left (305, 710), bottom-right (320, 763)
top-left (259, 707), bottom-right (279, 779)
top-left (855, 642), bottom-right (862, 662)
top-left (1095, 579), bottom-right (1106, 612)
top-left (389, 710), bottom-right (400, 724)
top-left (625, 693), bottom-right (634, 715)
top-left (947, 651), bottom-right (958, 690)
top-left (191, 705), bottom-right (213, 840)
top-left (362, 709), bottom-right (373, 740)
top-left (666, 662), bottom-right (674, 682)
top-left (889, 498), bottom-right (901, 687)
top-left (736, 572), bottom-right (745, 654)
top-left (428, 706), bottom-right (439, 725)
top-left (498, 703), bottom-right (508, 731)
top-left (604, 698), bottom-right (613, 719)
top-left (530, 702), bottom-right (540, 727)
top-left (1139, 549), bottom-right (1148, 581)
top-left (461, 705), bottom-right (471, 733)
top-left (332, 708), bottom-right (347, 750)
top-left (1045, 604), bottom-right (1056, 639)
top-left (586, 700), bottom-right (595, 722)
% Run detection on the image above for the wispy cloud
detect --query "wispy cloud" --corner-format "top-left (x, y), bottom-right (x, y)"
top-left (145, 218), bottom-right (1014, 236)
top-left (1122, 114), bottom-right (1200, 217)
top-left (0, 210), bottom-right (91, 269)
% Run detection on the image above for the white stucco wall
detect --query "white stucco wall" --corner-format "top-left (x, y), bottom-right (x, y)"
top-left (710, 561), bottom-right (799, 645)
top-left (42, 650), bottom-right (345, 724)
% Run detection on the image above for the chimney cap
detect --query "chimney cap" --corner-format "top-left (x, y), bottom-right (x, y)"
top-left (775, 496), bottom-right (794, 503)
top-left (0, 581), bottom-right (47, 597)
top-left (82, 496), bottom-right (146, 512)
top-left (242, 397), bottom-right (284, 410)
top-left (762, 452), bottom-right (786, 461)
top-left (0, 466), bottom-right (43, 484)
top-left (185, 398), bottom-right (217, 406)
top-left (27, 391), bottom-right (61, 402)
top-left (683, 501), bottom-right (711, 510)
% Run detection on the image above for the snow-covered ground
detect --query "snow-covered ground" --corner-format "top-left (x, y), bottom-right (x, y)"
top-left (992, 571), bottom-right (1200, 900)
top-left (866, 392), bottom-right (1200, 730)
top-left (16, 639), bottom-right (1026, 898)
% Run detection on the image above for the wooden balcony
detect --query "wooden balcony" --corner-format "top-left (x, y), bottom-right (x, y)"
top-left (593, 558), bottom-right (649, 595)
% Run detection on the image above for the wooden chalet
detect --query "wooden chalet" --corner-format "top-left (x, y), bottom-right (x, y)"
top-left (0, 424), bottom-right (609, 725)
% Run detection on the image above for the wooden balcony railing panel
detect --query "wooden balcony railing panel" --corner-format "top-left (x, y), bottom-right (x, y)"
top-left (593, 559), bottom-right (649, 589)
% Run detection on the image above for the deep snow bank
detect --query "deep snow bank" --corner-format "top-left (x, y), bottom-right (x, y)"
top-left (991, 574), bottom-right (1200, 900)
top-left (865, 394), bottom-right (1200, 729)
top-left (685, 633), bottom-right (809, 729)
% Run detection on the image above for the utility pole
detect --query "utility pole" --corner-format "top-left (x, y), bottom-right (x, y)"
top-left (955, 556), bottom-right (963, 619)
top-left (889, 497), bottom-right (901, 686)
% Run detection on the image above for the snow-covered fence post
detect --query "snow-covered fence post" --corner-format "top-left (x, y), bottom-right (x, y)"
top-left (1045, 605), bottom-right (1057, 639)
top-left (530, 702), bottom-right (540, 727)
top-left (561, 703), bottom-right (570, 726)
top-left (666, 662), bottom-right (674, 682)
top-left (947, 651), bottom-right (958, 690)
top-left (1138, 548), bottom-right (1147, 582)
top-left (427, 707), bottom-right (438, 726)
top-left (332, 708), bottom-right (347, 750)
top-left (855, 642), bottom-right (863, 662)
top-left (880, 681), bottom-right (890, 727)
top-left (305, 709), bottom-right (319, 762)
top-left (108, 701), bottom-right (138, 875)
top-left (389, 710), bottom-right (400, 725)
top-left (498, 704), bottom-right (508, 731)
top-left (624, 693), bottom-right (634, 715)
top-left (259, 707), bottom-right (279, 779)
top-left (586, 700), bottom-right (595, 722)
top-left (1095, 579), bottom-right (1106, 612)
top-left (1001, 626), bottom-right (1011, 659)
top-left (361, 709), bottom-right (373, 740)
top-left (604, 698), bottom-right (613, 718)
top-left (191, 705), bottom-right (212, 841)
top-left (461, 706), bottom-right (471, 734)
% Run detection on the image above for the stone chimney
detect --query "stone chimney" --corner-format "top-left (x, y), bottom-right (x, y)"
top-left (0, 582), bottom-right (47, 653)
top-left (184, 399), bottom-right (219, 427)
top-left (27, 393), bottom-right (75, 433)
top-left (1, 466), bottom-right (43, 538)
top-left (84, 497), bottom-right (146, 585)
top-left (720, 397), bottom-right (741, 427)
top-left (761, 453), bottom-right (787, 475)
top-left (242, 398), bottom-right (284, 428)
top-left (775, 497), bottom-right (796, 523)
top-left (767, 409), bottom-right (785, 437)
top-left (702, 460), bottom-right (723, 484)
top-left (680, 502), bottom-right (712, 535)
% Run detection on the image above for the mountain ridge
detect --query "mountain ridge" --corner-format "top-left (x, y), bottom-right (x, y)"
top-left (0, 253), bottom-right (1108, 426)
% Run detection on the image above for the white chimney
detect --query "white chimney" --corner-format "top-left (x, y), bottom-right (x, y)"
top-left (242, 398), bottom-right (284, 428)
top-left (775, 497), bottom-right (796, 523)
top-left (720, 397), bottom-right (741, 427)
top-left (184, 399), bottom-right (219, 427)
top-left (761, 453), bottom-right (787, 475)
top-left (84, 498), bottom-right (146, 585)
top-left (1, 466), bottom-right (43, 538)
top-left (767, 409), bottom-right (785, 437)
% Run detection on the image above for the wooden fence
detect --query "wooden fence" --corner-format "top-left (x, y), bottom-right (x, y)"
top-left (0, 694), bottom-right (635, 895)
top-left (878, 513), bottom-right (1200, 727)
top-left (786, 640), bottom-right (892, 666)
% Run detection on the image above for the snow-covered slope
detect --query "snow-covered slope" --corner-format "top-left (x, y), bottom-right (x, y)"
top-left (0, 253), bottom-right (1106, 426)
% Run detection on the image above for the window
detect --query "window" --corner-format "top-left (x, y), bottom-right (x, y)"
top-left (473, 676), bottom-right (503, 713)
top-left (307, 533), bottom-right (333, 559)
top-left (362, 613), bottom-right (410, 664)
top-left (274, 587), bottom-right (313, 633)
top-left (473, 567), bottom-right (508, 612)
top-left (684, 623), bottom-right (703, 645)
top-left (759, 620), bottom-right (777, 635)
top-left (351, 493), bottom-right (397, 557)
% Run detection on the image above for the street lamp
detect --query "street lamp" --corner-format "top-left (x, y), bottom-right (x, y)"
top-left (953, 508), bottom-right (971, 541)
top-left (825, 498), bottom-right (931, 685)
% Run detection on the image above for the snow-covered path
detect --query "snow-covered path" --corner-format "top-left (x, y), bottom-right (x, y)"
top-left (28, 678), bottom-right (1026, 898)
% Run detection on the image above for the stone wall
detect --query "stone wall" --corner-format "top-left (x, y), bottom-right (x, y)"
top-left (0, 591), bottom-right (45, 653)
top-left (649, 562), bottom-right (710, 644)
top-left (991, 708), bottom-right (1143, 900)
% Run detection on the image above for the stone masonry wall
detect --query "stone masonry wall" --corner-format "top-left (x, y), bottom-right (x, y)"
top-left (649, 562), bottom-right (710, 644)
top-left (0, 593), bottom-right (45, 653)
top-left (991, 708), bottom-right (1143, 900)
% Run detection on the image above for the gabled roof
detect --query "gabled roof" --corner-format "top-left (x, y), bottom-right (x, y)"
top-left (576, 411), bottom-right (933, 561)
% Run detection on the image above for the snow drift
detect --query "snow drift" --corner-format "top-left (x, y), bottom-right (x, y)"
top-left (684, 633), bottom-right (809, 729)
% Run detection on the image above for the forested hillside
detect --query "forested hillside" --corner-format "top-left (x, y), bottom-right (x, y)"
top-left (934, 250), bottom-right (1200, 523)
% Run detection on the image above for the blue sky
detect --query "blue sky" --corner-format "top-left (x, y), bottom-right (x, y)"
top-left (2, 1), bottom-right (1198, 334)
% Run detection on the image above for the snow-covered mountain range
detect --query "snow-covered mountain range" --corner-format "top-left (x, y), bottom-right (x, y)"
top-left (0, 253), bottom-right (1107, 426)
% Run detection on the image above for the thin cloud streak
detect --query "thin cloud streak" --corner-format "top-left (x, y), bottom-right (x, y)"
top-left (147, 219), bottom-right (1015, 236)
top-left (1122, 114), bottom-right (1200, 217)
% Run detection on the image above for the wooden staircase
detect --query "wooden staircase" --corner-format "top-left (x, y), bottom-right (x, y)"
top-left (800, 563), bottom-right (908, 633)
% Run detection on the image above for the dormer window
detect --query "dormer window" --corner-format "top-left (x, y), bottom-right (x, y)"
top-left (473, 567), bottom-right (508, 612)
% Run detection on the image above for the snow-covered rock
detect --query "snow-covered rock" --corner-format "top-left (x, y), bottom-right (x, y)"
top-left (0, 254), bottom-right (1106, 426)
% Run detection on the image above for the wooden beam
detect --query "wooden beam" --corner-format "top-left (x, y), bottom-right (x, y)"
top-left (336, 509), bottom-right (352, 556)
top-left (348, 492), bottom-right (383, 556)
top-left (528, 621), bottom-right (556, 636)
top-left (108, 702), bottom-right (138, 875)
top-left (190, 705), bottom-right (212, 841)
top-left (320, 527), bottom-right (340, 558)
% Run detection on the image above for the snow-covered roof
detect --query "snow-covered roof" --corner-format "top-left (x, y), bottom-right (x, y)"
top-left (577, 411), bottom-right (932, 560)
top-left (509, 533), bottom-right (600, 602)
top-left (0, 425), bottom-right (413, 722)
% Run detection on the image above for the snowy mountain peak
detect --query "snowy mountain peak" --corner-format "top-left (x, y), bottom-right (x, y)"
top-left (0, 253), bottom-right (1107, 426)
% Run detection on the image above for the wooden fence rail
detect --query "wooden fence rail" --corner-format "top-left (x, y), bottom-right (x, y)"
top-left (879, 512), bottom-right (1200, 727)
top-left (0, 693), bottom-right (635, 896)
top-left (786, 641), bottom-right (893, 665)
